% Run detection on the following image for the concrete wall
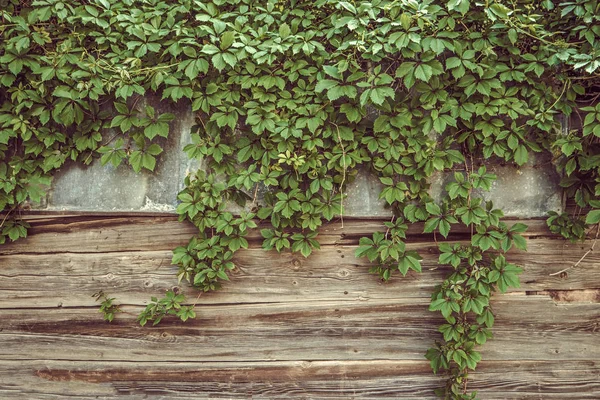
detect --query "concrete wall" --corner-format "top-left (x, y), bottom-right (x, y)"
top-left (40, 104), bottom-right (562, 218)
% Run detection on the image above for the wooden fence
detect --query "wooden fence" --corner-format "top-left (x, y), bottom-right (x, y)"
top-left (0, 215), bottom-right (598, 399)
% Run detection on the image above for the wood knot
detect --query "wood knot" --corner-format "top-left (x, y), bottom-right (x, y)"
top-left (148, 331), bottom-right (176, 343)
top-left (337, 269), bottom-right (350, 278)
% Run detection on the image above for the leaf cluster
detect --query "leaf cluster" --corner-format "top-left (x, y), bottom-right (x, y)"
top-left (137, 290), bottom-right (196, 326)
top-left (92, 290), bottom-right (122, 323)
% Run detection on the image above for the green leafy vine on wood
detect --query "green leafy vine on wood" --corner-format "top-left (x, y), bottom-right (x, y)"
top-left (1, 0), bottom-right (600, 398)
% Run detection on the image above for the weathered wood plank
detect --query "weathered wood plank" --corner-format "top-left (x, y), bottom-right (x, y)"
top-left (2, 295), bottom-right (599, 333)
top-left (0, 215), bottom-right (560, 255)
top-left (0, 360), bottom-right (598, 399)
top-left (0, 237), bottom-right (598, 308)
top-left (0, 216), bottom-right (198, 255)
top-left (1, 295), bottom-right (598, 363)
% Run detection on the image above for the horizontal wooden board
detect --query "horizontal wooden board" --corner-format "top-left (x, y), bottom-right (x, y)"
top-left (1, 295), bottom-right (598, 363)
top-left (0, 360), bottom-right (598, 399)
top-left (0, 238), bottom-right (598, 308)
top-left (0, 215), bottom-right (557, 255)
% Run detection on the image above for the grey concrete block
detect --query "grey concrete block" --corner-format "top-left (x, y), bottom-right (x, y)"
top-left (343, 169), bottom-right (391, 217)
top-left (479, 164), bottom-right (562, 217)
top-left (45, 98), bottom-right (197, 212)
top-left (429, 155), bottom-right (562, 218)
top-left (48, 162), bottom-right (150, 211)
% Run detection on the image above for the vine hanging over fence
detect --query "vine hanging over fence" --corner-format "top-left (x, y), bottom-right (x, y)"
top-left (1, 0), bottom-right (600, 398)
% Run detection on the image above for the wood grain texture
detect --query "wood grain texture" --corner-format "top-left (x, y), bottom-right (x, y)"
top-left (0, 296), bottom-right (598, 363)
top-left (0, 215), bottom-right (555, 255)
top-left (0, 239), bottom-right (597, 308)
top-left (0, 215), bottom-right (599, 399)
top-left (0, 360), bottom-right (598, 399)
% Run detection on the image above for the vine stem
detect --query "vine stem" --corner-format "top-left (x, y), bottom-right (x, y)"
top-left (0, 206), bottom-right (15, 229)
top-left (384, 215), bottom-right (395, 241)
top-left (334, 123), bottom-right (346, 229)
top-left (465, 152), bottom-right (473, 237)
top-left (504, 16), bottom-right (573, 48)
top-left (549, 223), bottom-right (599, 276)
top-left (569, 74), bottom-right (600, 80)
top-left (191, 290), bottom-right (203, 307)
top-left (252, 183), bottom-right (259, 205)
top-left (546, 79), bottom-right (569, 113)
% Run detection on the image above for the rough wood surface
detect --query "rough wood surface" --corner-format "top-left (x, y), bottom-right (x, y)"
top-left (0, 360), bottom-right (598, 399)
top-left (0, 215), bottom-right (599, 399)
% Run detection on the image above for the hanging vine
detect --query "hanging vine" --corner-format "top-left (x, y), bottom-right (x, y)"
top-left (1, 0), bottom-right (599, 398)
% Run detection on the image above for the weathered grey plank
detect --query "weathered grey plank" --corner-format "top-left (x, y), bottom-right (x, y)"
top-left (0, 237), bottom-right (598, 308)
top-left (2, 295), bottom-right (598, 332)
top-left (0, 215), bottom-right (558, 255)
top-left (0, 295), bottom-right (598, 363)
top-left (0, 216), bottom-right (198, 255)
top-left (0, 360), bottom-right (598, 399)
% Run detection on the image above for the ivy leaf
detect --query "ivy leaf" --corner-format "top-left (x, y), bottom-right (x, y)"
top-left (129, 151), bottom-right (143, 173)
top-left (508, 28), bottom-right (518, 44)
top-left (380, 177), bottom-right (393, 186)
top-left (425, 202), bottom-right (441, 215)
top-left (446, 57), bottom-right (461, 69)
top-left (511, 233), bottom-right (527, 251)
top-left (279, 23), bottom-right (291, 39)
top-left (438, 219), bottom-right (451, 238)
top-left (210, 54), bottom-right (225, 71)
top-left (425, 347), bottom-right (447, 374)
top-left (424, 217), bottom-right (440, 233)
top-left (398, 251), bottom-right (422, 275)
top-left (315, 79), bottom-right (338, 92)
top-left (4, 224), bottom-right (27, 241)
top-left (447, 0), bottom-right (470, 14)
top-left (323, 65), bottom-right (341, 79)
top-left (26, 175), bottom-right (52, 203)
top-left (414, 64), bottom-right (433, 81)
top-left (370, 87), bottom-right (395, 105)
top-left (141, 154), bottom-right (155, 171)
top-left (496, 262), bottom-right (523, 293)
top-left (220, 32), bottom-right (235, 50)
top-left (201, 44), bottom-right (220, 55)
top-left (144, 122), bottom-right (169, 139)
top-left (514, 145), bottom-right (528, 166)
top-left (338, 2), bottom-right (357, 13)
top-left (585, 210), bottom-right (600, 224)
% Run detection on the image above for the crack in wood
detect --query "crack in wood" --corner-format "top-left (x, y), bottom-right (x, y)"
top-left (526, 289), bottom-right (600, 303)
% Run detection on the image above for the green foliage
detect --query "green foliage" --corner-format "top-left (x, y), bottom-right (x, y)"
top-left (92, 291), bottom-right (122, 323)
top-left (137, 290), bottom-right (196, 326)
top-left (396, 166), bottom-right (526, 398)
top-left (547, 211), bottom-right (587, 241)
top-left (2, 1), bottom-right (600, 398)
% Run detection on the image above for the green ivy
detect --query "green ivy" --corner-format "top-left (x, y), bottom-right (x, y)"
top-left (1, 0), bottom-right (600, 398)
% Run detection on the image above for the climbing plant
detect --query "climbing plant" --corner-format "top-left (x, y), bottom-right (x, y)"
top-left (2, 0), bottom-right (600, 398)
